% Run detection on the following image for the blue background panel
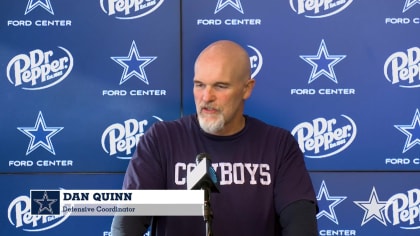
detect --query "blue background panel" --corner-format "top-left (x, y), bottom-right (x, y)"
top-left (0, 0), bottom-right (181, 173)
top-left (311, 172), bottom-right (420, 235)
top-left (181, 0), bottom-right (420, 171)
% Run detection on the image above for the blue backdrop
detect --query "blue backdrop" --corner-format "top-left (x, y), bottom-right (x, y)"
top-left (1, 0), bottom-right (420, 235)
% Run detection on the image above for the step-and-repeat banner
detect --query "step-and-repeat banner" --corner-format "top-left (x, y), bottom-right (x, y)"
top-left (182, 0), bottom-right (420, 171)
top-left (0, 0), bottom-right (181, 173)
top-left (1, 0), bottom-right (420, 235)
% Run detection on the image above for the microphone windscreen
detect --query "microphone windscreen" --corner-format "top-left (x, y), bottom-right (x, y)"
top-left (195, 153), bottom-right (211, 164)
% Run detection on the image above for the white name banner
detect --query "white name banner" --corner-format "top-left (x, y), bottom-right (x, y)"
top-left (30, 189), bottom-right (204, 216)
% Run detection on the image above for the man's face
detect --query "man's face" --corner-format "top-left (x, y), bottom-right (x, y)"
top-left (193, 60), bottom-right (249, 136)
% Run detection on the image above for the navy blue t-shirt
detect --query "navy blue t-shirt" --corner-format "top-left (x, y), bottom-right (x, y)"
top-left (123, 115), bottom-right (316, 236)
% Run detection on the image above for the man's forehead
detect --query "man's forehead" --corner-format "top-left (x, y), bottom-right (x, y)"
top-left (193, 76), bottom-right (231, 84)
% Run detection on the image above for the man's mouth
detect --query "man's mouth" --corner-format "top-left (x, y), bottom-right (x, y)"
top-left (201, 106), bottom-right (218, 114)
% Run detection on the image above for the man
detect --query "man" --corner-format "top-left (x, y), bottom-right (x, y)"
top-left (111, 40), bottom-right (318, 235)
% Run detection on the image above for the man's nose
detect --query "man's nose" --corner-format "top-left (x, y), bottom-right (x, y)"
top-left (202, 87), bottom-right (215, 102)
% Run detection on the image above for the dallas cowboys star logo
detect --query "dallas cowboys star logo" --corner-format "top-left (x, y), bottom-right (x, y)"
top-left (403, 0), bottom-right (420, 12)
top-left (354, 187), bottom-right (387, 226)
top-left (215, 0), bottom-right (244, 14)
top-left (394, 109), bottom-right (420, 153)
top-left (17, 111), bottom-right (63, 155)
top-left (25, 0), bottom-right (54, 15)
top-left (111, 41), bottom-right (157, 85)
top-left (316, 180), bottom-right (347, 224)
top-left (300, 39), bottom-right (346, 84)
top-left (34, 191), bottom-right (58, 214)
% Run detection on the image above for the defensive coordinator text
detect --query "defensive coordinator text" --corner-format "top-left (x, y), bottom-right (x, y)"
top-left (62, 206), bottom-right (135, 213)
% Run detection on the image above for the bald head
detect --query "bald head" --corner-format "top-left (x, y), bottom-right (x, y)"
top-left (195, 40), bottom-right (251, 82)
top-left (193, 40), bottom-right (255, 136)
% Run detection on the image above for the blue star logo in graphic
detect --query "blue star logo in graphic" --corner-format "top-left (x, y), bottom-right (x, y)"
top-left (111, 41), bottom-right (157, 85)
top-left (300, 39), bottom-right (346, 84)
top-left (403, 0), bottom-right (420, 12)
top-left (354, 187), bottom-right (387, 226)
top-left (25, 0), bottom-right (54, 15)
top-left (17, 111), bottom-right (63, 155)
top-left (215, 0), bottom-right (244, 14)
top-left (316, 180), bottom-right (347, 225)
top-left (394, 109), bottom-right (420, 153)
top-left (34, 191), bottom-right (58, 214)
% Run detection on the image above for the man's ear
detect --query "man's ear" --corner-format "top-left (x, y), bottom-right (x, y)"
top-left (243, 78), bottom-right (255, 100)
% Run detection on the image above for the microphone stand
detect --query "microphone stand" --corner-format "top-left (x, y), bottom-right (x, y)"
top-left (202, 185), bottom-right (214, 236)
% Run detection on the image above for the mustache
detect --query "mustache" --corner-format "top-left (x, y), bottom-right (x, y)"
top-left (199, 103), bottom-right (219, 111)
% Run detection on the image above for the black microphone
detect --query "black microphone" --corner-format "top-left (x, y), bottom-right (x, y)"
top-left (187, 153), bottom-right (219, 193)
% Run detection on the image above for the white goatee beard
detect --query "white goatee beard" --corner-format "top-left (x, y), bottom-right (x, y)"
top-left (198, 113), bottom-right (225, 134)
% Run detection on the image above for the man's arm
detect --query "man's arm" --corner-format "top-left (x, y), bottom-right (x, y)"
top-left (279, 200), bottom-right (318, 236)
top-left (111, 216), bottom-right (151, 236)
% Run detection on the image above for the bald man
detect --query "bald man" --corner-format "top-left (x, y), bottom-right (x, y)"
top-left (111, 40), bottom-right (318, 236)
top-left (193, 40), bottom-right (255, 136)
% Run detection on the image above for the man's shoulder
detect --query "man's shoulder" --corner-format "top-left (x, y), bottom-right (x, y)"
top-left (246, 115), bottom-right (290, 134)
